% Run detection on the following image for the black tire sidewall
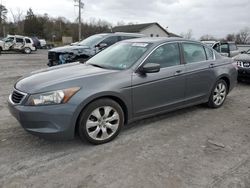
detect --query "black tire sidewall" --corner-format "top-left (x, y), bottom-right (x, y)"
top-left (208, 79), bottom-right (228, 108)
top-left (78, 98), bottom-right (124, 145)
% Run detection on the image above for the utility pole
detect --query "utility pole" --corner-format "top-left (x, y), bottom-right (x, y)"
top-left (74, 0), bottom-right (84, 41)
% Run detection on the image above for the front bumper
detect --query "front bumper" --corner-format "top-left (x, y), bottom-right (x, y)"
top-left (238, 67), bottom-right (250, 79)
top-left (8, 97), bottom-right (77, 140)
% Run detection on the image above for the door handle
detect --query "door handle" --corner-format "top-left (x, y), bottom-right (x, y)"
top-left (209, 63), bottom-right (215, 68)
top-left (174, 70), bottom-right (182, 76)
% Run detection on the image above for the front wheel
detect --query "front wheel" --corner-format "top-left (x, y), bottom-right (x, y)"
top-left (78, 99), bottom-right (124, 144)
top-left (207, 79), bottom-right (228, 108)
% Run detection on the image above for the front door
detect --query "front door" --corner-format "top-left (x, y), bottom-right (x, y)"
top-left (132, 42), bottom-right (186, 117)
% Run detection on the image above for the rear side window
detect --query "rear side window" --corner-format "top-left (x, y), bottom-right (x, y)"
top-left (16, 38), bottom-right (24, 43)
top-left (204, 47), bottom-right (214, 60)
top-left (220, 44), bottom-right (229, 53)
top-left (25, 38), bottom-right (31, 43)
top-left (144, 43), bottom-right (180, 68)
top-left (101, 36), bottom-right (119, 46)
top-left (182, 43), bottom-right (206, 63)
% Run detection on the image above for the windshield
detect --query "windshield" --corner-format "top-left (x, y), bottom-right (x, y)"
top-left (77, 34), bottom-right (107, 47)
top-left (86, 42), bottom-right (151, 70)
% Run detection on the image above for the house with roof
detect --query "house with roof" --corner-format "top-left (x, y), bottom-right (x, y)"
top-left (112, 22), bottom-right (180, 38)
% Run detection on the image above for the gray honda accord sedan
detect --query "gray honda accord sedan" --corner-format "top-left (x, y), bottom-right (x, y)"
top-left (8, 38), bottom-right (238, 144)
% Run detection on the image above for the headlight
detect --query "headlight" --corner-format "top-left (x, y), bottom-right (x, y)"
top-left (26, 87), bottom-right (80, 106)
top-left (236, 61), bottom-right (243, 67)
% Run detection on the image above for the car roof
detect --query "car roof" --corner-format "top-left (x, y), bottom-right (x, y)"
top-left (122, 37), bottom-right (201, 45)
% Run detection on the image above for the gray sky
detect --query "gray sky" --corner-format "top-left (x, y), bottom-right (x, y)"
top-left (3, 0), bottom-right (250, 39)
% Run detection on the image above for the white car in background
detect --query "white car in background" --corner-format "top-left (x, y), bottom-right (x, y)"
top-left (0, 35), bottom-right (36, 54)
top-left (39, 39), bottom-right (47, 48)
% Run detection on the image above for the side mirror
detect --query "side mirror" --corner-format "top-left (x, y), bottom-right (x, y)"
top-left (140, 63), bottom-right (160, 74)
top-left (96, 43), bottom-right (108, 49)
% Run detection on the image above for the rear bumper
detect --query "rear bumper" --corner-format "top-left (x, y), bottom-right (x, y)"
top-left (8, 97), bottom-right (77, 140)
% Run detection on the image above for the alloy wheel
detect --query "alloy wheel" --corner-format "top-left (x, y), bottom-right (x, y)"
top-left (86, 106), bottom-right (120, 141)
top-left (213, 82), bottom-right (227, 106)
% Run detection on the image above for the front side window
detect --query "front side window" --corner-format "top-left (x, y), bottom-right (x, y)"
top-left (4, 37), bottom-right (14, 42)
top-left (101, 36), bottom-right (119, 46)
top-left (144, 43), bottom-right (180, 68)
top-left (87, 42), bottom-right (151, 70)
top-left (182, 43), bottom-right (206, 63)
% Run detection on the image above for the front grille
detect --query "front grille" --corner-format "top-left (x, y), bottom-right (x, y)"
top-left (48, 51), bottom-right (57, 60)
top-left (11, 90), bottom-right (25, 104)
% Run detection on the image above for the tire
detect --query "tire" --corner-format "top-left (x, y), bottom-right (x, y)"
top-left (207, 79), bottom-right (228, 108)
top-left (78, 98), bottom-right (124, 144)
top-left (24, 47), bottom-right (31, 54)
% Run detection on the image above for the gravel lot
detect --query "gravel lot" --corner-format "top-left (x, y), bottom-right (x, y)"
top-left (0, 50), bottom-right (250, 188)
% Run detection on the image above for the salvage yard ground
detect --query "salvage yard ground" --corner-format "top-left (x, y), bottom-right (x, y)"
top-left (0, 50), bottom-right (250, 188)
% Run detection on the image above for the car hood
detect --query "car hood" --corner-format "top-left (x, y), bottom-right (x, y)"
top-left (233, 54), bottom-right (250, 62)
top-left (15, 63), bottom-right (117, 93)
top-left (49, 45), bottom-right (91, 53)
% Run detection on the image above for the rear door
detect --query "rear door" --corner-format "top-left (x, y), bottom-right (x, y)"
top-left (132, 42), bottom-right (186, 116)
top-left (182, 42), bottom-right (216, 103)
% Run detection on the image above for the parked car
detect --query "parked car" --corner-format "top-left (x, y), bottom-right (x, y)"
top-left (0, 35), bottom-right (36, 54)
top-left (47, 32), bottom-right (145, 67)
top-left (202, 41), bottom-right (240, 57)
top-left (39, 39), bottom-right (47, 48)
top-left (31, 37), bottom-right (41, 49)
top-left (8, 38), bottom-right (237, 144)
top-left (233, 49), bottom-right (250, 81)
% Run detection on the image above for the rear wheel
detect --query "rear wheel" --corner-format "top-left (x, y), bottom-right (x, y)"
top-left (207, 79), bottom-right (228, 108)
top-left (78, 98), bottom-right (124, 144)
top-left (24, 47), bottom-right (31, 54)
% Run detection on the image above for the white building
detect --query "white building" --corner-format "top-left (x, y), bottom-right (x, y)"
top-left (112, 22), bottom-right (179, 38)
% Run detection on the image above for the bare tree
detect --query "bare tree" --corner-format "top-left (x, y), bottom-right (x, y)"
top-left (10, 8), bottom-right (24, 34)
top-left (226, 33), bottom-right (236, 41)
top-left (180, 29), bottom-right (193, 39)
top-left (200, 34), bottom-right (217, 41)
top-left (237, 27), bottom-right (250, 44)
top-left (10, 8), bottom-right (23, 23)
